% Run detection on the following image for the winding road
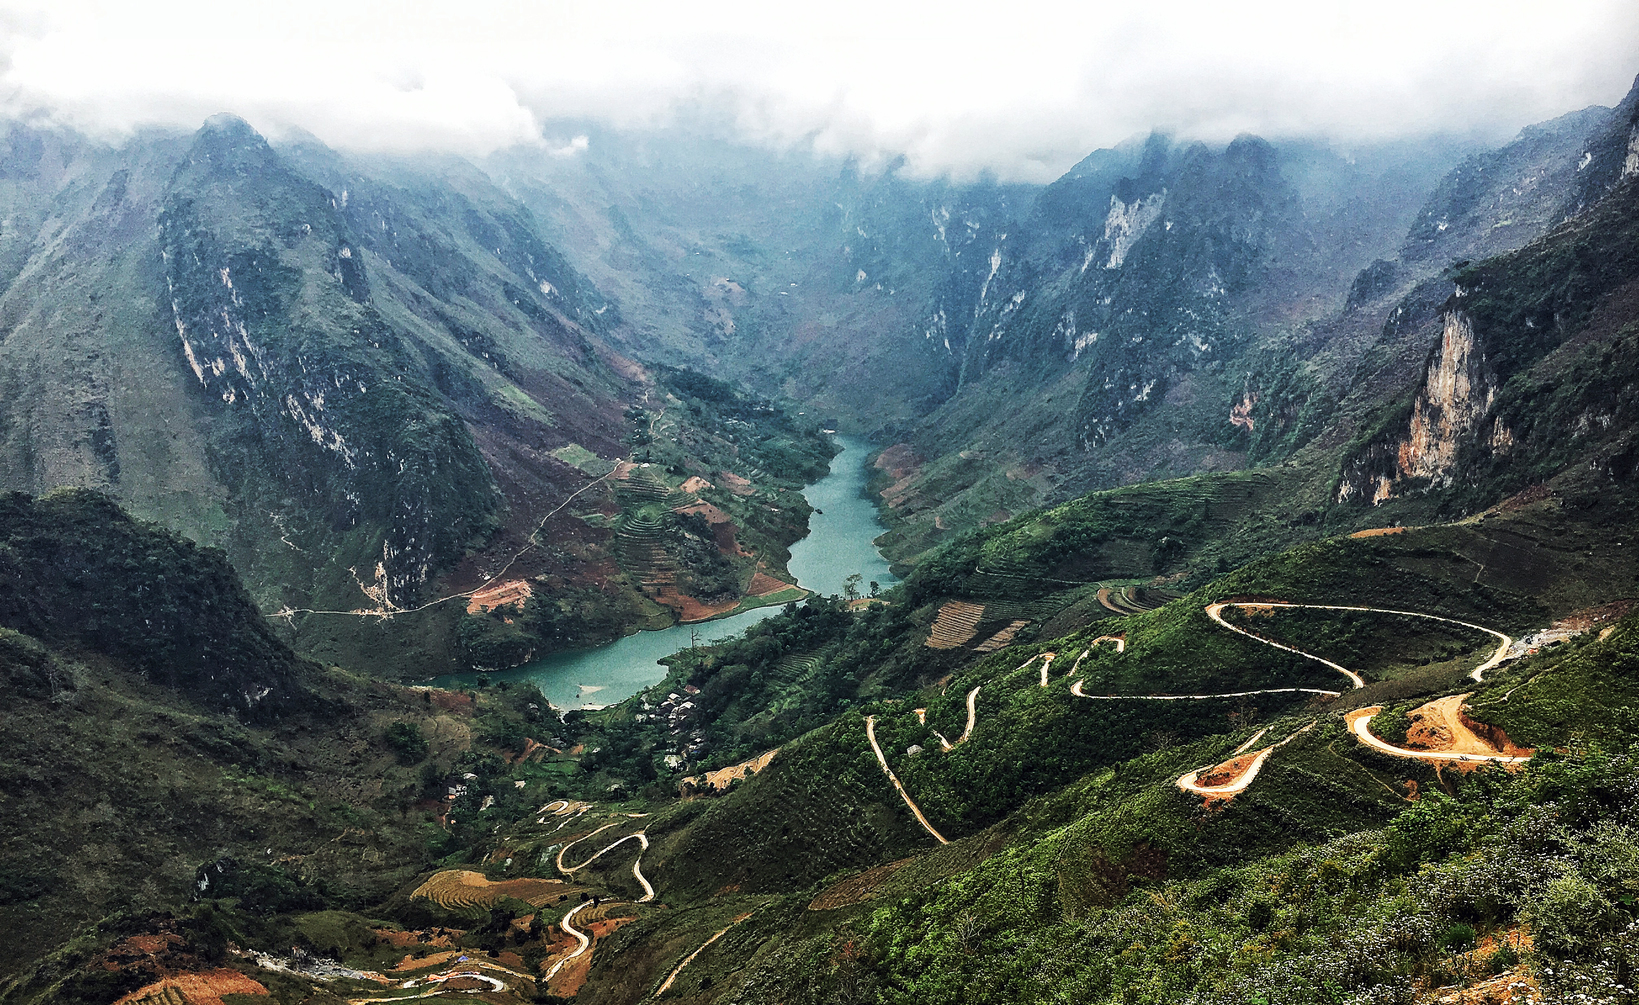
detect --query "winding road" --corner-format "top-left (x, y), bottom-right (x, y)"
top-left (1207, 601), bottom-right (1512, 684)
top-left (866, 598), bottom-right (1523, 821)
top-left (542, 901), bottom-right (593, 983)
top-left (1176, 723), bottom-right (1316, 797)
top-left (1347, 699), bottom-right (1533, 765)
top-left (557, 824), bottom-right (655, 902)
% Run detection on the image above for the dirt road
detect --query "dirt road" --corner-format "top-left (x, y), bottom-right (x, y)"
top-left (1208, 601), bottom-right (1512, 684)
top-left (865, 714), bottom-right (949, 845)
top-left (1348, 699), bottom-right (1533, 765)
top-left (542, 902), bottom-right (593, 982)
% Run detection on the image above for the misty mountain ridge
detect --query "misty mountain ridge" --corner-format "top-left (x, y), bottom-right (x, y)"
top-left (5, 66), bottom-right (1639, 1005)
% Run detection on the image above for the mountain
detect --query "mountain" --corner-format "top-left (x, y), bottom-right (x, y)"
top-left (485, 127), bottom-right (1032, 426)
top-left (5, 69), bottom-right (1639, 1005)
top-left (0, 492), bottom-right (487, 995)
top-left (0, 116), bottom-right (835, 679)
top-left (867, 88), bottom-right (1639, 570)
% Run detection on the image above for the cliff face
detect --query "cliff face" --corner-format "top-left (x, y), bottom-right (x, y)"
top-left (160, 116), bottom-right (504, 606)
top-left (1337, 309), bottom-right (1507, 503)
top-left (0, 116), bottom-right (650, 673)
top-left (1335, 165), bottom-right (1639, 514)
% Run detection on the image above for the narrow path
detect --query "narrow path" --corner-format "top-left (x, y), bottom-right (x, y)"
top-left (1208, 601), bottom-right (1512, 684)
top-left (556, 823), bottom-right (621, 873)
top-left (932, 685), bottom-right (982, 751)
top-left (276, 404), bottom-right (668, 619)
top-left (1070, 681), bottom-right (1341, 700)
top-left (957, 686), bottom-right (980, 745)
top-left (1177, 723), bottom-right (1316, 797)
top-left (651, 911), bottom-right (757, 999)
top-left (1205, 603), bottom-right (1365, 689)
top-left (559, 827), bottom-right (655, 902)
top-left (542, 901), bottom-right (593, 983)
top-left (1233, 727), bottom-right (1270, 755)
top-left (865, 715), bottom-right (949, 845)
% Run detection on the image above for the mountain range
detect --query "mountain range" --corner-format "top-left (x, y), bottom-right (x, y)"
top-left (0, 70), bottom-right (1638, 1005)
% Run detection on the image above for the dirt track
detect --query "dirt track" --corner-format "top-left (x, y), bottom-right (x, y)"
top-left (542, 901), bottom-right (593, 982)
top-left (1176, 724), bottom-right (1316, 798)
top-left (1208, 601), bottom-right (1512, 684)
top-left (865, 714), bottom-right (949, 845)
top-left (867, 600), bottom-right (1520, 821)
top-left (1348, 698), bottom-right (1532, 765)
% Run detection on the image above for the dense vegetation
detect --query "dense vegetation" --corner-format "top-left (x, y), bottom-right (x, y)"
top-left (0, 489), bottom-right (319, 718)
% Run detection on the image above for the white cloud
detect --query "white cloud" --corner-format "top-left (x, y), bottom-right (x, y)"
top-left (0, 0), bottom-right (1635, 180)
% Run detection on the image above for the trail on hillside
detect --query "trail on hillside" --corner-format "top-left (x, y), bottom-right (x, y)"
top-left (557, 824), bottom-right (655, 902)
top-left (1177, 723), bottom-right (1317, 798)
top-left (867, 599), bottom-right (1520, 823)
top-left (542, 901), bottom-right (594, 983)
top-left (651, 910), bottom-right (759, 999)
top-left (1207, 601), bottom-right (1512, 684)
top-left (865, 714), bottom-right (949, 844)
top-left (276, 404), bottom-right (670, 620)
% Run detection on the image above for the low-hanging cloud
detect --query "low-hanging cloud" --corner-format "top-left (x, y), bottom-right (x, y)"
top-left (1, 0), bottom-right (1636, 182)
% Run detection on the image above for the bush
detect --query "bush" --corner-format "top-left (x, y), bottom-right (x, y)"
top-left (1439, 923), bottom-right (1475, 952)
top-left (384, 721), bottom-right (429, 765)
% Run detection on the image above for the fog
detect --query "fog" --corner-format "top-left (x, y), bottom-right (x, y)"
top-left (2, 0), bottom-right (1635, 181)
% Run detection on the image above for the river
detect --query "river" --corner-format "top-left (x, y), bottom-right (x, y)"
top-left (433, 435), bottom-right (897, 710)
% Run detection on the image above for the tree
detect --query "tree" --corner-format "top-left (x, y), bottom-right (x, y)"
top-left (384, 721), bottom-right (429, 765)
top-left (868, 580), bottom-right (880, 598)
top-left (843, 574), bottom-right (862, 601)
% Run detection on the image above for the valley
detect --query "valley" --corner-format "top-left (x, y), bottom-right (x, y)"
top-left (0, 55), bottom-right (1638, 1005)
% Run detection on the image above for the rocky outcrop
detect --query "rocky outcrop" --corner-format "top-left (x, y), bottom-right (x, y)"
top-left (1396, 310), bottom-right (1498, 484)
top-left (1099, 190), bottom-right (1166, 270)
top-left (1336, 308), bottom-right (1510, 504)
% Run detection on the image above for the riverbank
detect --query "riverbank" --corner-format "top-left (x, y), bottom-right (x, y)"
top-left (432, 436), bottom-right (900, 710)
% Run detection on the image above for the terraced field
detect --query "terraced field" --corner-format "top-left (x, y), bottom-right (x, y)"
top-left (974, 619), bottom-right (1030, 652)
top-left (925, 601), bottom-right (986, 649)
top-left (775, 651), bottom-right (826, 680)
top-left (613, 513), bottom-right (675, 587)
top-left (410, 870), bottom-right (570, 912)
top-left (1096, 586), bottom-right (1178, 615)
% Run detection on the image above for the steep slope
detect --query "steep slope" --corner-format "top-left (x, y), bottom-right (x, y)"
top-left (0, 489), bottom-right (316, 718)
top-left (0, 117), bottom-right (628, 639)
top-left (485, 128), bottom-right (1031, 426)
top-left (0, 117), bottom-right (840, 677)
top-left (1335, 148), bottom-right (1639, 517)
top-left (0, 491), bottom-right (486, 991)
top-left (874, 89), bottom-right (1634, 569)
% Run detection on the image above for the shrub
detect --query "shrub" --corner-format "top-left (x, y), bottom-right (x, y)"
top-left (384, 721), bottom-right (429, 765)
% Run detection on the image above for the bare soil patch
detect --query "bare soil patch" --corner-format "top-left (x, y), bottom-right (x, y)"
top-left (748, 571), bottom-right (796, 596)
top-left (682, 748), bottom-right (778, 793)
top-left (926, 601), bottom-right (985, 649)
top-left (874, 443), bottom-right (921, 480)
top-left (465, 578), bottom-right (534, 614)
top-left (115, 969), bottom-right (268, 1005)
top-left (717, 470), bottom-right (755, 496)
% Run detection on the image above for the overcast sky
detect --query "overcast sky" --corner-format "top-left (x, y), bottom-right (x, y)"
top-left (1, 0), bottom-right (1635, 182)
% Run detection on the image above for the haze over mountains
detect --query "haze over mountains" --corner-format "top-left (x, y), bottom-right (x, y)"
top-left (3, 13), bottom-right (1639, 1003)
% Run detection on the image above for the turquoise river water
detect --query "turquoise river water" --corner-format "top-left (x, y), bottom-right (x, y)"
top-left (432, 436), bottom-right (898, 710)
